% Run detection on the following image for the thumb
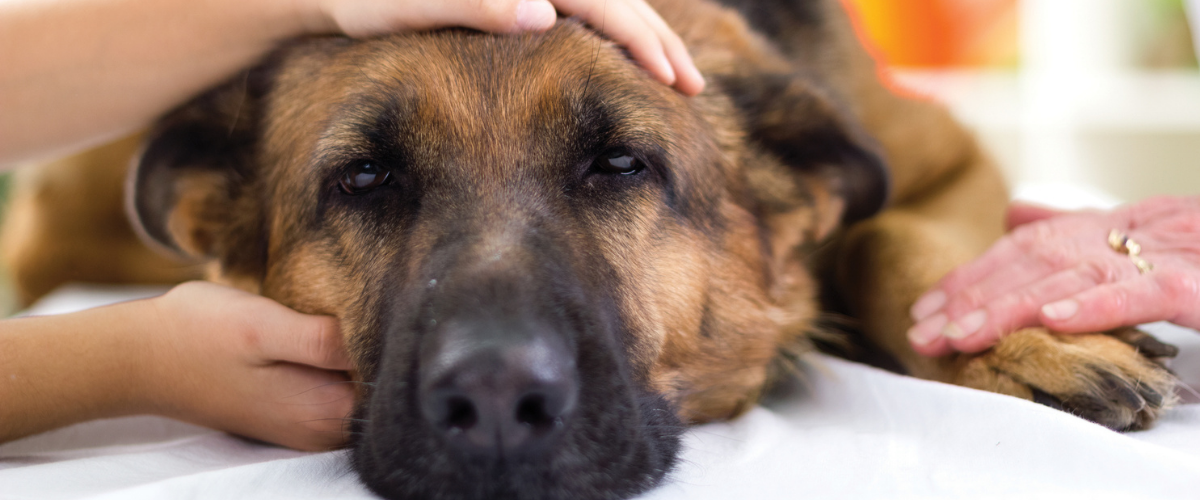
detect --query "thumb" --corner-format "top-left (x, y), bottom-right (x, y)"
top-left (423, 0), bottom-right (556, 33)
top-left (331, 0), bottom-right (557, 38)
top-left (1006, 202), bottom-right (1068, 231)
top-left (257, 312), bottom-right (353, 371)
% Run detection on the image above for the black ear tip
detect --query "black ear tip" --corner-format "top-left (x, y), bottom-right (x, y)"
top-left (127, 139), bottom-right (175, 254)
top-left (126, 119), bottom-right (245, 257)
top-left (838, 150), bottom-right (891, 225)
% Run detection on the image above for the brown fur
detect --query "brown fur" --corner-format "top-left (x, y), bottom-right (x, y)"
top-left (1, 136), bottom-right (201, 305)
top-left (1, 0), bottom-right (1176, 443)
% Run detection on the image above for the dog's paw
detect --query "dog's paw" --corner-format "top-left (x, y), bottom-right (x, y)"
top-left (952, 327), bottom-right (1179, 431)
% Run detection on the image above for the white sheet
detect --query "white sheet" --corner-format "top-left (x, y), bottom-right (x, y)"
top-left (4, 285), bottom-right (1200, 499)
top-left (5, 186), bottom-right (1200, 499)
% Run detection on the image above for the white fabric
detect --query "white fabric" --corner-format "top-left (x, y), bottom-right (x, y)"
top-left (4, 287), bottom-right (1200, 499)
top-left (5, 186), bottom-right (1200, 499)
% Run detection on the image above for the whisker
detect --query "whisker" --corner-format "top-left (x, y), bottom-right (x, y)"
top-left (339, 380), bottom-right (377, 387)
top-left (1168, 372), bottom-right (1199, 402)
top-left (279, 379), bottom-right (378, 402)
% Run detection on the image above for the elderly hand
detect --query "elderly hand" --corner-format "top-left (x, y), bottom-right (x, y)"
top-left (313, 0), bottom-right (705, 95)
top-left (908, 196), bottom-right (1200, 357)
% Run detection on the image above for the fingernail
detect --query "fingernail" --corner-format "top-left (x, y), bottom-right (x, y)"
top-left (516, 0), bottom-right (556, 31)
top-left (911, 290), bottom-right (946, 321)
top-left (943, 310), bottom-right (987, 339)
top-left (907, 314), bottom-right (948, 346)
top-left (1042, 299), bottom-right (1079, 321)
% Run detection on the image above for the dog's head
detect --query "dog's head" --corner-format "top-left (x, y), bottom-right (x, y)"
top-left (128, 12), bottom-right (886, 500)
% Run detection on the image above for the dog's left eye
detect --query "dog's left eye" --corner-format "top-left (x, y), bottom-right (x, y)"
top-left (593, 151), bottom-right (644, 176)
top-left (339, 162), bottom-right (391, 194)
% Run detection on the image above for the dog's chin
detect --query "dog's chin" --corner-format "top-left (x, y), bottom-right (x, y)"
top-left (350, 389), bottom-right (683, 500)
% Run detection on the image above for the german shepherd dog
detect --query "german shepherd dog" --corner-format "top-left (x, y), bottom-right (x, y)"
top-left (2, 0), bottom-right (1180, 498)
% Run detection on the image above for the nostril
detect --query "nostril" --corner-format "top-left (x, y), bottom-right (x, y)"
top-left (419, 330), bottom-right (579, 458)
top-left (515, 393), bottom-right (556, 430)
top-left (443, 396), bottom-right (477, 432)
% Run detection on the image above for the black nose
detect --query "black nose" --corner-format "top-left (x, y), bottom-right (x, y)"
top-left (420, 332), bottom-right (578, 459)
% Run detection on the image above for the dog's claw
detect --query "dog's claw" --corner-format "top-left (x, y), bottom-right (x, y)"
top-left (1109, 327), bottom-right (1179, 359)
top-left (1138, 383), bottom-right (1165, 408)
top-left (1097, 371), bottom-right (1145, 412)
top-left (1031, 388), bottom-right (1064, 411)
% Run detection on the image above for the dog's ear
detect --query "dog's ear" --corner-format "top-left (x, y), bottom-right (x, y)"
top-left (127, 68), bottom-right (272, 281)
top-left (718, 73), bottom-right (890, 226)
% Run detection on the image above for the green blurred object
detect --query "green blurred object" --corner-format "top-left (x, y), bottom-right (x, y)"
top-left (0, 172), bottom-right (17, 317)
top-left (1137, 0), bottom-right (1198, 68)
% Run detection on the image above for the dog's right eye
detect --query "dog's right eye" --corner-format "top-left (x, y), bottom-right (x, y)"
top-left (593, 150), bottom-right (645, 176)
top-left (339, 162), bottom-right (391, 195)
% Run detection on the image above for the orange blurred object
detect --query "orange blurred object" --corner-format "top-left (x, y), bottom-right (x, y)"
top-left (842, 0), bottom-right (1019, 68)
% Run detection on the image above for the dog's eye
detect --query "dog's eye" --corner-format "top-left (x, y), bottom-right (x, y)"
top-left (339, 162), bottom-right (391, 194)
top-left (593, 151), bottom-right (644, 176)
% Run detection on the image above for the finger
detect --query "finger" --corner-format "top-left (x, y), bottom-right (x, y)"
top-left (914, 219), bottom-right (1099, 322)
top-left (940, 264), bottom-right (1116, 353)
top-left (908, 313), bottom-right (956, 356)
top-left (911, 334), bottom-right (955, 357)
top-left (452, 0), bottom-right (558, 33)
top-left (936, 257), bottom-right (1060, 321)
top-left (624, 0), bottom-right (705, 94)
top-left (342, 0), bottom-right (557, 37)
top-left (552, 0), bottom-right (677, 86)
top-left (262, 365), bottom-right (356, 451)
top-left (1124, 195), bottom-right (1200, 227)
top-left (1040, 270), bottom-right (1200, 333)
top-left (911, 255), bottom-right (1135, 354)
top-left (914, 246), bottom-right (1066, 326)
top-left (1006, 202), bottom-right (1068, 230)
top-left (257, 313), bottom-right (353, 371)
top-left (939, 238), bottom-right (1026, 293)
top-left (514, 0), bottom-right (560, 31)
top-left (916, 237), bottom-right (1030, 318)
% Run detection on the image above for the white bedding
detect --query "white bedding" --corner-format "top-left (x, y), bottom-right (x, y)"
top-left (4, 286), bottom-right (1200, 499)
top-left (5, 187), bottom-right (1200, 499)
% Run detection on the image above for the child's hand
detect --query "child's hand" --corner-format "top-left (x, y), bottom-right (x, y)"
top-left (145, 282), bottom-right (354, 451)
top-left (311, 0), bottom-right (705, 95)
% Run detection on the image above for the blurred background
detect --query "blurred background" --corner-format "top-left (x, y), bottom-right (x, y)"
top-left (843, 0), bottom-right (1200, 205)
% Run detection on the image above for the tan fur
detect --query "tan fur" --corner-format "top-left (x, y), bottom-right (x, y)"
top-left (1, 135), bottom-right (201, 305)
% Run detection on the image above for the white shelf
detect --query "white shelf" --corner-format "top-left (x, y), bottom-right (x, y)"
top-left (891, 70), bottom-right (1200, 202)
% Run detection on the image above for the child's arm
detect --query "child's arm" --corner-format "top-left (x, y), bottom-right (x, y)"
top-left (0, 282), bottom-right (354, 451)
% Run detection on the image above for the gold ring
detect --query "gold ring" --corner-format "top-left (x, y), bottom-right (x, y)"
top-left (1108, 229), bottom-right (1154, 274)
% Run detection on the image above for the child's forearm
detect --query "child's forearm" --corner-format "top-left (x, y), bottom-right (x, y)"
top-left (0, 299), bottom-right (158, 443)
top-left (0, 0), bottom-right (315, 165)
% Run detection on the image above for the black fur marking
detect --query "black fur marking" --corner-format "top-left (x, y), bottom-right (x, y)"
top-left (716, 0), bottom-right (825, 39)
top-left (715, 73), bottom-right (890, 224)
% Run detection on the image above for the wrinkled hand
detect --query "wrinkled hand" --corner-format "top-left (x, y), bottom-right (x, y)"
top-left (146, 282), bottom-right (354, 451)
top-left (311, 0), bottom-right (704, 95)
top-left (908, 196), bottom-right (1200, 357)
